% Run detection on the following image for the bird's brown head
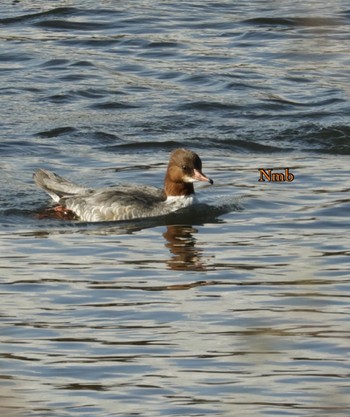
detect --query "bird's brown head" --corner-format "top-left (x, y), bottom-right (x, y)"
top-left (164, 149), bottom-right (213, 197)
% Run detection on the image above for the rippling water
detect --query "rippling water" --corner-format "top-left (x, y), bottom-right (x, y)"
top-left (1, 1), bottom-right (350, 416)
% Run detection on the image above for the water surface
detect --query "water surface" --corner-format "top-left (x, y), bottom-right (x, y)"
top-left (1, 1), bottom-right (350, 416)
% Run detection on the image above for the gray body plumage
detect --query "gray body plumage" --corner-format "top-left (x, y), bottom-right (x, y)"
top-left (33, 169), bottom-right (193, 222)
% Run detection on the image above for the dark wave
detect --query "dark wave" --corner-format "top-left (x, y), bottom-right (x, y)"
top-left (100, 140), bottom-right (185, 153)
top-left (30, 123), bottom-right (350, 156)
top-left (177, 100), bottom-right (241, 112)
top-left (34, 19), bottom-right (112, 32)
top-left (270, 125), bottom-right (350, 154)
top-left (36, 127), bottom-right (77, 139)
top-left (0, 7), bottom-right (78, 25)
top-left (89, 101), bottom-right (139, 110)
top-left (243, 16), bottom-right (344, 27)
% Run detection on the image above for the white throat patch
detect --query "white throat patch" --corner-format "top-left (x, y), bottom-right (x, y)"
top-left (165, 194), bottom-right (197, 210)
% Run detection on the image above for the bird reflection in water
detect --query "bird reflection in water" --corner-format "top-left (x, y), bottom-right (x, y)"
top-left (163, 225), bottom-right (209, 271)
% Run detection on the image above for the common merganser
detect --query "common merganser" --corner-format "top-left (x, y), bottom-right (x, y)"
top-left (33, 148), bottom-right (213, 222)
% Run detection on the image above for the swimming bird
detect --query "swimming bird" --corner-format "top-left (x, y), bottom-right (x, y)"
top-left (33, 148), bottom-right (213, 222)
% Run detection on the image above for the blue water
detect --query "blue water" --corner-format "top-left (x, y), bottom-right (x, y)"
top-left (1, 1), bottom-right (350, 416)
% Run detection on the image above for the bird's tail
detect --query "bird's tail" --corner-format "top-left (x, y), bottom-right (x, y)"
top-left (33, 169), bottom-right (89, 202)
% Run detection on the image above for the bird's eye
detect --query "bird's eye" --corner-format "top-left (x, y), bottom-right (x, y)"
top-left (182, 165), bottom-right (189, 171)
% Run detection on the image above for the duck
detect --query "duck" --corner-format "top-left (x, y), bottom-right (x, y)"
top-left (33, 148), bottom-right (213, 222)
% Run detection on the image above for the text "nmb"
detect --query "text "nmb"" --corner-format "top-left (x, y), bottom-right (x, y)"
top-left (258, 168), bottom-right (295, 182)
